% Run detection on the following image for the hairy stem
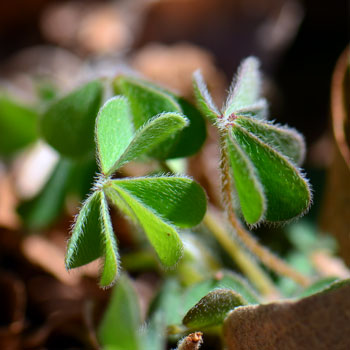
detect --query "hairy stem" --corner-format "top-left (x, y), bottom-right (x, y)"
top-left (203, 208), bottom-right (278, 297)
top-left (219, 131), bottom-right (310, 287)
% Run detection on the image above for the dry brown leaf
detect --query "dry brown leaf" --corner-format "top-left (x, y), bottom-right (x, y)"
top-left (224, 283), bottom-right (350, 350)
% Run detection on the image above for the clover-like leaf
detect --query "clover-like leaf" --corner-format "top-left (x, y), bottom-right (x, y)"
top-left (227, 136), bottom-right (266, 225)
top-left (114, 75), bottom-right (206, 159)
top-left (109, 112), bottom-right (189, 173)
top-left (109, 177), bottom-right (207, 227)
top-left (41, 80), bottom-right (103, 158)
top-left (98, 274), bottom-right (141, 350)
top-left (182, 289), bottom-right (247, 329)
top-left (235, 116), bottom-right (305, 165)
top-left (105, 180), bottom-right (183, 267)
top-left (95, 96), bottom-right (134, 175)
top-left (65, 190), bottom-right (119, 287)
top-left (0, 96), bottom-right (38, 155)
top-left (230, 124), bottom-right (311, 223)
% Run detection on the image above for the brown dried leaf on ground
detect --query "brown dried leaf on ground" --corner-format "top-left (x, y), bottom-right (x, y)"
top-left (224, 283), bottom-right (350, 350)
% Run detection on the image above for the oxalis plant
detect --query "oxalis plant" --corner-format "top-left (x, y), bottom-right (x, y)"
top-left (6, 55), bottom-right (348, 349)
top-left (64, 92), bottom-right (207, 287)
top-left (194, 57), bottom-right (312, 286)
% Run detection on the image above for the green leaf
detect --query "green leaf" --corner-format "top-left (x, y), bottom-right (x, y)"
top-left (183, 272), bottom-right (259, 312)
top-left (98, 274), bottom-right (141, 350)
top-left (99, 191), bottom-right (119, 287)
top-left (105, 179), bottom-right (184, 267)
top-left (18, 158), bottom-right (73, 229)
top-left (165, 97), bottom-right (207, 159)
top-left (111, 112), bottom-right (189, 172)
top-left (140, 312), bottom-right (166, 350)
top-left (109, 177), bottom-right (207, 228)
top-left (235, 116), bottom-right (305, 165)
top-left (230, 124), bottom-right (311, 222)
top-left (148, 278), bottom-right (184, 327)
top-left (226, 136), bottom-right (266, 225)
top-left (0, 96), bottom-right (38, 155)
top-left (299, 277), bottom-right (339, 298)
top-left (114, 75), bottom-right (206, 159)
top-left (114, 75), bottom-right (181, 129)
top-left (193, 70), bottom-right (220, 122)
top-left (234, 98), bottom-right (268, 120)
top-left (182, 289), bottom-right (247, 329)
top-left (65, 190), bottom-right (119, 287)
top-left (224, 57), bottom-right (262, 118)
top-left (95, 96), bottom-right (134, 175)
top-left (41, 80), bottom-right (103, 158)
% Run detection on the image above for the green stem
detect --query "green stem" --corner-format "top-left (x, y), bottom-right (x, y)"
top-left (219, 131), bottom-right (310, 287)
top-left (203, 208), bottom-right (278, 297)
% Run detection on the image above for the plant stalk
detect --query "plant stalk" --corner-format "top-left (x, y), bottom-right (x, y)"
top-left (219, 131), bottom-right (310, 287)
top-left (203, 208), bottom-right (278, 297)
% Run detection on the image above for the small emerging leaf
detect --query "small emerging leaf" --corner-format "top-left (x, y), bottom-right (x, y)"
top-left (98, 274), bottom-right (141, 350)
top-left (183, 289), bottom-right (247, 329)
top-left (224, 57), bottom-right (261, 118)
top-left (41, 80), bottom-right (103, 158)
top-left (0, 96), bottom-right (38, 155)
top-left (95, 96), bottom-right (134, 175)
top-left (183, 272), bottom-right (259, 312)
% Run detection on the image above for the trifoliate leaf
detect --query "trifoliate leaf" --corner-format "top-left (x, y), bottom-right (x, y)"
top-left (229, 124), bottom-right (311, 222)
top-left (0, 96), bottom-right (38, 155)
top-left (18, 158), bottom-right (73, 229)
top-left (98, 274), bottom-right (141, 350)
top-left (182, 289), bottom-right (247, 329)
top-left (105, 180), bottom-right (184, 267)
top-left (114, 75), bottom-right (206, 159)
top-left (41, 80), bottom-right (103, 158)
top-left (95, 96), bottom-right (134, 175)
top-left (224, 57), bottom-right (261, 118)
top-left (193, 70), bottom-right (220, 123)
top-left (235, 116), bottom-right (305, 165)
top-left (65, 190), bottom-right (119, 287)
top-left (111, 112), bottom-right (189, 172)
top-left (226, 136), bottom-right (266, 225)
top-left (109, 177), bottom-right (207, 228)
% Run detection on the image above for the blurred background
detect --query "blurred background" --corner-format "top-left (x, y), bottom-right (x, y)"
top-left (0, 0), bottom-right (348, 349)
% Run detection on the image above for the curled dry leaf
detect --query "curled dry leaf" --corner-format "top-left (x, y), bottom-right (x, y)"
top-left (176, 332), bottom-right (203, 350)
top-left (223, 282), bottom-right (350, 350)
